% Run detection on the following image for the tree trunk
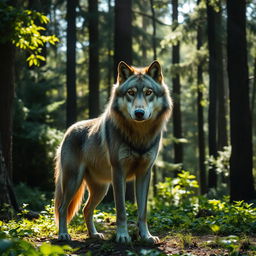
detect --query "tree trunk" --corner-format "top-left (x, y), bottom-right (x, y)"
top-left (196, 0), bottom-right (207, 194)
top-left (216, 4), bottom-right (228, 151)
top-left (0, 37), bottom-right (19, 218)
top-left (107, 0), bottom-right (113, 99)
top-left (150, 0), bottom-right (157, 60)
top-left (206, 0), bottom-right (218, 189)
top-left (141, 1), bottom-right (148, 61)
top-left (113, 0), bottom-right (134, 202)
top-left (0, 138), bottom-right (19, 220)
top-left (113, 0), bottom-right (132, 80)
top-left (172, 0), bottom-right (183, 167)
top-left (252, 57), bottom-right (256, 133)
top-left (66, 0), bottom-right (78, 127)
top-left (88, 0), bottom-right (100, 118)
top-left (0, 42), bottom-right (15, 180)
top-left (227, 0), bottom-right (255, 201)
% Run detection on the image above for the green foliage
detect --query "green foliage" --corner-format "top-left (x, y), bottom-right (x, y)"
top-left (1, 173), bottom-right (256, 255)
top-left (14, 183), bottom-right (49, 211)
top-left (126, 248), bottom-right (166, 256)
top-left (177, 233), bottom-right (193, 249)
top-left (149, 171), bottom-right (256, 236)
top-left (206, 146), bottom-right (231, 197)
top-left (0, 2), bottom-right (58, 66)
top-left (206, 146), bottom-right (231, 178)
top-left (0, 237), bottom-right (72, 256)
top-left (156, 171), bottom-right (199, 206)
top-left (13, 96), bottom-right (64, 190)
top-left (1, 203), bottom-right (55, 239)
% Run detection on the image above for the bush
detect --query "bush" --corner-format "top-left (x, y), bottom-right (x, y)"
top-left (149, 171), bottom-right (256, 235)
top-left (14, 183), bottom-right (50, 211)
top-left (13, 98), bottom-right (63, 190)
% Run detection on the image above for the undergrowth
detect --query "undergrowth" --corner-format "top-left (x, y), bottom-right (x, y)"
top-left (0, 171), bottom-right (256, 255)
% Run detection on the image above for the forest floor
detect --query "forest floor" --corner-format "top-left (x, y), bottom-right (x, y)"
top-left (3, 176), bottom-right (256, 255)
top-left (32, 225), bottom-right (256, 256)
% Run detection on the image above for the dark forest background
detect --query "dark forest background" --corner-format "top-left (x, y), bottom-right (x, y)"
top-left (0, 0), bottom-right (256, 215)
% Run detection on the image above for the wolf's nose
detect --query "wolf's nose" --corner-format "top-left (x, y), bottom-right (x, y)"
top-left (134, 109), bottom-right (145, 119)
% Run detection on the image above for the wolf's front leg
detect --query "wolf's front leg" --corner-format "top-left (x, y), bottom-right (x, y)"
top-left (112, 168), bottom-right (131, 243)
top-left (136, 169), bottom-right (160, 244)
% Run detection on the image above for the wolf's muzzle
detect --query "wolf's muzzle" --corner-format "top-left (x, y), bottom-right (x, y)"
top-left (134, 109), bottom-right (145, 120)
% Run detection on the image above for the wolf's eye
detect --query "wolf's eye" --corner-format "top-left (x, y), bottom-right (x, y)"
top-left (127, 89), bottom-right (135, 96)
top-left (145, 89), bottom-right (153, 96)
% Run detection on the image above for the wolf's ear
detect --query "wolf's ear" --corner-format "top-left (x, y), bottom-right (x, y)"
top-left (147, 60), bottom-right (163, 84)
top-left (117, 61), bottom-right (134, 84)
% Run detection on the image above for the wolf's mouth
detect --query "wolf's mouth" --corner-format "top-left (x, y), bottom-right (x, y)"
top-left (131, 113), bottom-right (151, 122)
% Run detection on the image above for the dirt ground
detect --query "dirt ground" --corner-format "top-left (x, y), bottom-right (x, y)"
top-left (34, 233), bottom-right (256, 255)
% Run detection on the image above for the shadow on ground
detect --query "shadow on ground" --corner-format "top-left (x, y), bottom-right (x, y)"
top-left (51, 237), bottom-right (165, 255)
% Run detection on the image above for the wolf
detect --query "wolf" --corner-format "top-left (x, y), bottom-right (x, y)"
top-left (54, 61), bottom-right (173, 244)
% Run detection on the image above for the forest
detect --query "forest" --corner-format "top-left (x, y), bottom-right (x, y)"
top-left (0, 0), bottom-right (256, 255)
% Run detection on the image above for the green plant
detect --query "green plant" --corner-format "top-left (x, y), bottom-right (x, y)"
top-left (0, 238), bottom-right (72, 256)
top-left (0, 2), bottom-right (59, 66)
top-left (14, 183), bottom-right (49, 211)
top-left (177, 233), bottom-right (194, 249)
top-left (156, 170), bottom-right (199, 206)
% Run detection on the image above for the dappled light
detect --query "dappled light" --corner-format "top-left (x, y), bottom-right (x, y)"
top-left (0, 0), bottom-right (256, 255)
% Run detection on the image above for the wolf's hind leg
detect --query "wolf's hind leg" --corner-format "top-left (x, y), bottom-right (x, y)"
top-left (83, 176), bottom-right (109, 239)
top-left (57, 165), bottom-right (85, 241)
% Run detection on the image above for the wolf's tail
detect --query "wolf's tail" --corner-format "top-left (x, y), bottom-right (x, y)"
top-left (54, 150), bottom-right (86, 225)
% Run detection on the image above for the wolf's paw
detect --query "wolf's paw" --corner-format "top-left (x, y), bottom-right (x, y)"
top-left (58, 233), bottom-right (71, 241)
top-left (89, 232), bottom-right (105, 239)
top-left (141, 235), bottom-right (160, 244)
top-left (116, 232), bottom-right (132, 243)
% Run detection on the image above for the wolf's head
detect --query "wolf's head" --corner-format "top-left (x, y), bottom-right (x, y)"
top-left (111, 61), bottom-right (172, 123)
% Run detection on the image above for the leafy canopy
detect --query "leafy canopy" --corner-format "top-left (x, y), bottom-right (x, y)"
top-left (0, 2), bottom-right (59, 66)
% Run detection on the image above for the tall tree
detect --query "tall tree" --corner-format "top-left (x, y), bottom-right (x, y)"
top-left (114, 0), bottom-right (132, 80)
top-left (215, 3), bottom-right (228, 151)
top-left (88, 0), bottom-right (100, 118)
top-left (107, 0), bottom-right (113, 99)
top-left (227, 0), bottom-right (255, 201)
top-left (196, 0), bottom-right (207, 194)
top-left (141, 0), bottom-right (148, 61)
top-left (172, 0), bottom-right (183, 166)
top-left (0, 0), bottom-right (19, 216)
top-left (66, 0), bottom-right (78, 127)
top-left (113, 0), bottom-right (133, 201)
top-left (206, 0), bottom-right (218, 189)
top-left (0, 35), bottom-right (17, 217)
top-left (150, 0), bottom-right (157, 60)
top-left (0, 39), bottom-right (15, 180)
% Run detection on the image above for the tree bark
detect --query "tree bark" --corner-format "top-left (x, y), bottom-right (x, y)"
top-left (216, 4), bottom-right (228, 151)
top-left (107, 0), bottom-right (113, 99)
top-left (172, 0), bottom-right (183, 167)
top-left (0, 141), bottom-right (13, 220)
top-left (66, 0), bottom-right (78, 127)
top-left (206, 0), bottom-right (218, 189)
top-left (88, 0), bottom-right (100, 118)
top-left (113, 0), bottom-right (132, 80)
top-left (196, 0), bottom-right (207, 194)
top-left (0, 40), bottom-right (19, 218)
top-left (227, 0), bottom-right (255, 201)
top-left (0, 42), bottom-right (15, 180)
top-left (150, 0), bottom-right (157, 60)
top-left (141, 2), bottom-right (148, 61)
top-left (252, 57), bottom-right (256, 133)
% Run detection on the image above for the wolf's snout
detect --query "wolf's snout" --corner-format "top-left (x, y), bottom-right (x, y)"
top-left (134, 109), bottom-right (145, 120)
